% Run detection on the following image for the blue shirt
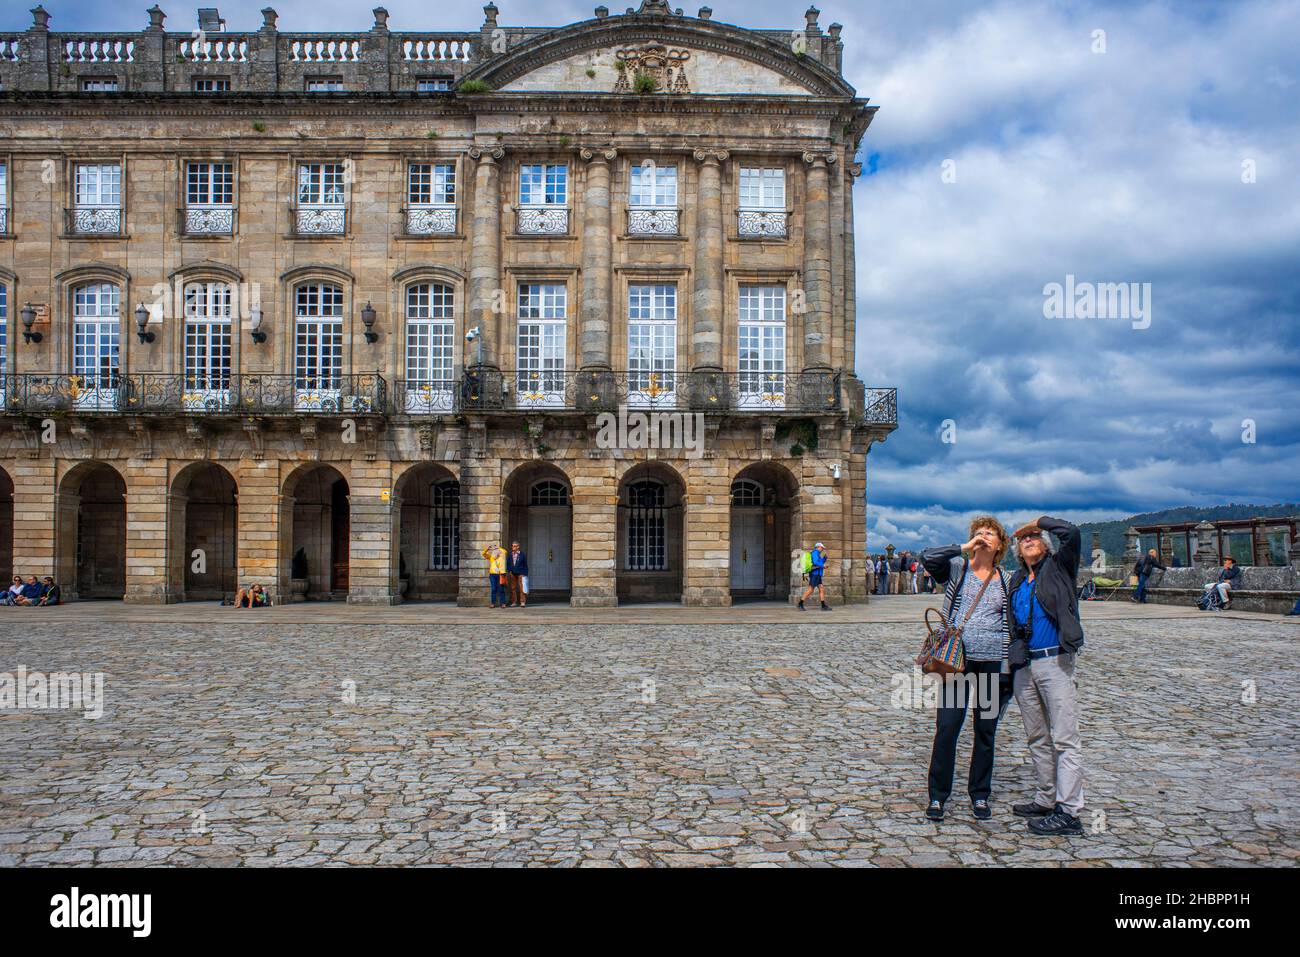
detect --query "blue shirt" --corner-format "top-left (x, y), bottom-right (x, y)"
top-left (811, 549), bottom-right (827, 571)
top-left (1013, 580), bottom-right (1060, 651)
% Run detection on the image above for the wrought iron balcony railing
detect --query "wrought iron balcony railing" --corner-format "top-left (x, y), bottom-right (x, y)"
top-left (515, 205), bottom-right (569, 235)
top-left (737, 207), bottom-right (789, 238)
top-left (0, 207), bottom-right (8, 234)
top-left (294, 203), bottom-right (348, 236)
top-left (454, 370), bottom-right (845, 414)
top-left (405, 204), bottom-right (458, 235)
top-left (66, 205), bottom-right (123, 235)
top-left (183, 204), bottom-right (237, 235)
top-left (862, 387), bottom-right (898, 426)
top-left (395, 378), bottom-right (457, 414)
top-left (627, 206), bottom-right (680, 236)
top-left (1, 373), bottom-right (386, 416)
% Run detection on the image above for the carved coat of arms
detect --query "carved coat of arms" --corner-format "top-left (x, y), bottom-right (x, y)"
top-left (613, 43), bottom-right (691, 93)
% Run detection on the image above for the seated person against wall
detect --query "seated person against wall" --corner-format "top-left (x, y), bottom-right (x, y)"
top-left (1203, 557), bottom-right (1241, 608)
top-left (14, 575), bottom-right (46, 606)
top-left (2, 576), bottom-right (23, 606)
top-left (234, 583), bottom-right (271, 608)
top-left (37, 578), bottom-right (61, 606)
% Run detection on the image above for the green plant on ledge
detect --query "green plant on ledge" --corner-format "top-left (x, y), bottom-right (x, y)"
top-left (457, 79), bottom-right (491, 94)
top-left (632, 72), bottom-right (658, 94)
top-left (558, 134), bottom-right (571, 149)
top-left (585, 68), bottom-right (597, 79)
top-left (776, 418), bottom-right (819, 456)
top-left (425, 130), bottom-right (439, 139)
top-left (251, 120), bottom-right (266, 133)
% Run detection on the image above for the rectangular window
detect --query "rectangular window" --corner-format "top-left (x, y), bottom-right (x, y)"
top-left (738, 167), bottom-right (786, 209)
top-left (0, 161), bottom-right (7, 235)
top-left (297, 163), bottom-right (346, 205)
top-left (186, 162), bottom-right (234, 206)
top-left (404, 283), bottom-right (455, 413)
top-left (519, 164), bottom-right (567, 205)
top-left (516, 283), bottom-right (567, 407)
top-left (627, 284), bottom-right (677, 406)
top-left (193, 77), bottom-right (231, 93)
top-left (182, 282), bottom-right (233, 409)
top-left (629, 163), bottom-right (677, 207)
top-left (72, 283), bottom-right (121, 410)
top-left (81, 78), bottom-right (119, 92)
top-left (75, 164), bottom-right (121, 207)
top-left (407, 163), bottom-right (455, 205)
top-left (737, 285), bottom-right (787, 409)
top-left (306, 77), bottom-right (345, 92)
top-left (294, 283), bottom-right (344, 403)
top-left (416, 77), bottom-right (452, 92)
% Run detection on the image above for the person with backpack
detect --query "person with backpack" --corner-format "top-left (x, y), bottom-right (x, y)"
top-left (798, 543), bottom-right (831, 611)
top-left (919, 517), bottom-right (1014, 822)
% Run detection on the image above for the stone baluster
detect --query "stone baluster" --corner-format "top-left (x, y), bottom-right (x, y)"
top-left (467, 146), bottom-right (504, 370)
top-left (802, 150), bottom-right (836, 372)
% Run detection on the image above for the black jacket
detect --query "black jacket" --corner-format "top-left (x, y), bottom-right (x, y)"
top-left (1216, 565), bottom-right (1240, 584)
top-left (1135, 554), bottom-right (1166, 576)
top-left (1006, 516), bottom-right (1085, 655)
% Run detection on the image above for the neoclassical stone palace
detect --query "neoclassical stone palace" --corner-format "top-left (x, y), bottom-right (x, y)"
top-left (0, 2), bottom-right (896, 605)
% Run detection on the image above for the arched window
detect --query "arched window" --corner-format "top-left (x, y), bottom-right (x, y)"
top-left (72, 282), bottom-right (121, 409)
top-left (404, 282), bottom-right (455, 412)
top-left (730, 479), bottom-right (764, 507)
top-left (530, 480), bottom-right (569, 507)
top-left (182, 281), bottom-right (233, 406)
top-left (627, 479), bottom-right (666, 571)
top-left (294, 282), bottom-right (344, 394)
top-left (429, 479), bottom-right (460, 570)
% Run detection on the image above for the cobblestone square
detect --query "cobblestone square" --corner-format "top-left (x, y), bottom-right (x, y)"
top-left (1, 600), bottom-right (1296, 867)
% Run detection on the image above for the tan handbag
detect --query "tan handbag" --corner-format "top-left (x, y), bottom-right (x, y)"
top-left (916, 567), bottom-right (995, 675)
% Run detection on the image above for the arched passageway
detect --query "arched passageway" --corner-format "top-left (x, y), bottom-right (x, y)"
top-left (394, 462), bottom-right (460, 602)
top-left (729, 462), bottom-right (800, 601)
top-left (56, 462), bottom-right (127, 600)
top-left (502, 462), bottom-right (572, 603)
top-left (169, 462), bottom-right (238, 601)
top-left (616, 462), bottom-right (685, 604)
top-left (281, 464), bottom-right (350, 601)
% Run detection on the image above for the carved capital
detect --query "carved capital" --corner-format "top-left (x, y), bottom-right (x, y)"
top-left (693, 148), bottom-right (730, 165)
top-left (579, 147), bottom-right (618, 163)
top-left (802, 150), bottom-right (838, 167)
top-left (467, 145), bottom-right (505, 163)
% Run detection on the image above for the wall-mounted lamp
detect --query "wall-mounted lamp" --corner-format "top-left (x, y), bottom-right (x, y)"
top-left (832, 463), bottom-right (842, 481)
top-left (21, 303), bottom-right (42, 344)
top-left (134, 303), bottom-right (156, 344)
top-left (249, 305), bottom-right (266, 344)
top-left (361, 300), bottom-right (378, 344)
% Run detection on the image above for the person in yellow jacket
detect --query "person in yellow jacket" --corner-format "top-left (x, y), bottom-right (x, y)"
top-left (482, 544), bottom-right (508, 608)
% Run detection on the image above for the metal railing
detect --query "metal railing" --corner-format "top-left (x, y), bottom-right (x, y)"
top-left (1, 373), bottom-right (386, 415)
top-left (454, 369), bottom-right (844, 414)
top-left (862, 387), bottom-right (897, 426)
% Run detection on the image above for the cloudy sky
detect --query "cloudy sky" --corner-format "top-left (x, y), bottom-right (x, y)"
top-left (10, 0), bottom-right (1297, 550)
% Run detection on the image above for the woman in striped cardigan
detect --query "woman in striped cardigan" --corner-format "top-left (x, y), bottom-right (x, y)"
top-left (918, 516), bottom-right (1016, 822)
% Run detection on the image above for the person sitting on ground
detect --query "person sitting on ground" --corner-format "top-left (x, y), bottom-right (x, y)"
top-left (36, 577), bottom-right (61, 606)
top-left (234, 583), bottom-right (271, 608)
top-left (1203, 557), bottom-right (1240, 609)
top-left (14, 575), bottom-right (46, 606)
top-left (2, 576), bottom-right (23, 606)
top-left (1131, 548), bottom-right (1166, 604)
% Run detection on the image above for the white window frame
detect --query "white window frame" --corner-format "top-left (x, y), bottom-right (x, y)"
top-left (81, 77), bottom-right (119, 92)
top-left (306, 77), bottom-right (345, 92)
top-left (182, 281), bottom-right (233, 411)
top-left (403, 282), bottom-right (456, 413)
top-left (71, 282), bottom-right (121, 411)
top-left (518, 163), bottom-right (568, 206)
top-left (737, 284), bottom-right (787, 409)
top-left (293, 282), bottom-right (344, 410)
top-left (186, 161), bottom-right (234, 206)
top-left (75, 163), bottom-right (121, 207)
top-left (516, 283), bottom-right (567, 408)
top-left (416, 77), bottom-right (452, 92)
top-left (629, 162), bottom-right (678, 207)
top-left (627, 284), bottom-right (677, 408)
top-left (193, 77), bottom-right (231, 93)
top-left (738, 167), bottom-right (786, 209)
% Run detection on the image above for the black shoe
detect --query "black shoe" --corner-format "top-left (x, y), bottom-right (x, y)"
top-left (1028, 809), bottom-right (1084, 836)
top-left (821, 602), bottom-right (831, 611)
top-left (1012, 801), bottom-right (1054, 818)
top-left (925, 800), bottom-right (944, 821)
top-left (972, 799), bottom-right (992, 820)
top-left (798, 600), bottom-right (805, 610)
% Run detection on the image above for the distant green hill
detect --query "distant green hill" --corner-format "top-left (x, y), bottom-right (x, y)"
top-left (1080, 503), bottom-right (1300, 565)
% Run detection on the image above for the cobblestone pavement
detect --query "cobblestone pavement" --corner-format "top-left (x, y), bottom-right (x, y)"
top-left (1, 604), bottom-right (1296, 866)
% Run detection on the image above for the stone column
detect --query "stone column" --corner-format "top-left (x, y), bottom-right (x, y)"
top-left (801, 150), bottom-right (836, 372)
top-left (843, 161), bottom-right (862, 373)
top-left (10, 456), bottom-right (56, 580)
top-left (346, 459), bottom-right (397, 604)
top-left (691, 149), bottom-right (728, 373)
top-left (578, 148), bottom-right (615, 371)
top-left (682, 458), bottom-right (730, 606)
top-left (1193, 521), bottom-right (1219, 569)
top-left (237, 459), bottom-right (283, 603)
top-left (456, 454), bottom-right (502, 606)
top-left (570, 459), bottom-right (617, 607)
top-left (468, 146), bottom-right (504, 371)
top-left (1122, 526), bottom-right (1140, 566)
top-left (124, 458), bottom-right (168, 603)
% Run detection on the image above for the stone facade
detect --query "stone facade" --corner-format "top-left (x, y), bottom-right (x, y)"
top-left (0, 2), bottom-right (896, 606)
